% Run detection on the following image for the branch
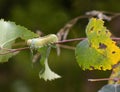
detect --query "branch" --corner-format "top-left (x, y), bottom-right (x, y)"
top-left (55, 38), bottom-right (87, 44)
top-left (58, 44), bottom-right (75, 50)
top-left (88, 78), bottom-right (120, 82)
top-left (112, 37), bottom-right (120, 41)
top-left (57, 15), bottom-right (91, 41)
top-left (55, 37), bottom-right (120, 44)
top-left (1, 37), bottom-right (120, 55)
top-left (0, 47), bottom-right (29, 55)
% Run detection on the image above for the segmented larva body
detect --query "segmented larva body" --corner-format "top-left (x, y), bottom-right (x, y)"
top-left (27, 34), bottom-right (58, 48)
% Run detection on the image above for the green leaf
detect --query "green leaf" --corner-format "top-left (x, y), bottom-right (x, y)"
top-left (98, 84), bottom-right (120, 92)
top-left (75, 18), bottom-right (120, 70)
top-left (39, 56), bottom-right (61, 81)
top-left (38, 47), bottom-right (61, 81)
top-left (75, 39), bottom-right (111, 70)
top-left (0, 19), bottom-right (38, 62)
top-left (27, 34), bottom-right (60, 81)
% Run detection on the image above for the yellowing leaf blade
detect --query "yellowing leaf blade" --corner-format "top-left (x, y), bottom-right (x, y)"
top-left (75, 18), bottom-right (120, 70)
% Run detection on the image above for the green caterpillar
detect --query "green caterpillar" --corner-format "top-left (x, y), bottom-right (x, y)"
top-left (27, 34), bottom-right (58, 48)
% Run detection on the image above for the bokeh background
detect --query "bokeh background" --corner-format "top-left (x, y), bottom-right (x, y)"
top-left (0, 0), bottom-right (120, 92)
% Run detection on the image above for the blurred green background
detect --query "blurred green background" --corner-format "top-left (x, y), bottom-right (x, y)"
top-left (0, 0), bottom-right (120, 92)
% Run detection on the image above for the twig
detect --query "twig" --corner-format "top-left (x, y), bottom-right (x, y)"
top-left (57, 15), bottom-right (91, 41)
top-left (55, 38), bottom-right (87, 44)
top-left (58, 44), bottom-right (75, 50)
top-left (86, 10), bottom-right (120, 21)
top-left (0, 47), bottom-right (29, 55)
top-left (1, 37), bottom-right (120, 55)
top-left (55, 37), bottom-right (120, 44)
top-left (56, 15), bottom-right (91, 55)
top-left (112, 37), bottom-right (120, 41)
top-left (88, 78), bottom-right (120, 82)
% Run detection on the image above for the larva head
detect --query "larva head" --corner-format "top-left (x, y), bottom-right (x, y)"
top-left (27, 39), bottom-right (32, 46)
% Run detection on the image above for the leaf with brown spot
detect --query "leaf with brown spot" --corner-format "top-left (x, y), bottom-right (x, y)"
top-left (75, 18), bottom-right (120, 70)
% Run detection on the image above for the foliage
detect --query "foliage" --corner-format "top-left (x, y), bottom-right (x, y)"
top-left (27, 34), bottom-right (61, 81)
top-left (98, 84), bottom-right (120, 92)
top-left (1, 13), bottom-right (120, 91)
top-left (0, 19), bottom-right (60, 80)
top-left (75, 18), bottom-right (120, 70)
top-left (38, 47), bottom-right (61, 81)
top-left (0, 19), bottom-right (38, 62)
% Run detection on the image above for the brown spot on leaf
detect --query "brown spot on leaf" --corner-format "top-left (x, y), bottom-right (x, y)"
top-left (98, 31), bottom-right (101, 34)
top-left (112, 51), bottom-right (116, 54)
top-left (100, 66), bottom-right (103, 70)
top-left (90, 66), bottom-right (94, 70)
top-left (98, 43), bottom-right (107, 49)
top-left (90, 26), bottom-right (94, 32)
top-left (106, 30), bottom-right (108, 34)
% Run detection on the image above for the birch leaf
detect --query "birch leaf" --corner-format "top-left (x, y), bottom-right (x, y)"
top-left (98, 84), bottom-right (120, 92)
top-left (75, 18), bottom-right (120, 70)
top-left (0, 19), bottom-right (38, 62)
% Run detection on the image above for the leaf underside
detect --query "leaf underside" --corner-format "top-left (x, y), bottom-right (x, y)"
top-left (38, 47), bottom-right (61, 81)
top-left (98, 84), bottom-right (120, 92)
top-left (0, 19), bottom-right (38, 63)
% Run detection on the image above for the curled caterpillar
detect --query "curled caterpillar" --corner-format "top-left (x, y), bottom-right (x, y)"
top-left (27, 34), bottom-right (58, 48)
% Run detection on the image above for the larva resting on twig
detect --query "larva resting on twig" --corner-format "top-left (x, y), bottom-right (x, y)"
top-left (27, 34), bottom-right (58, 48)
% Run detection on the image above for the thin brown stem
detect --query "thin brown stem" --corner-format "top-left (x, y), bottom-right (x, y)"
top-left (88, 78), bottom-right (120, 82)
top-left (56, 37), bottom-right (120, 44)
top-left (55, 38), bottom-right (87, 44)
top-left (1, 37), bottom-right (120, 55)
top-left (12, 47), bottom-right (30, 52)
top-left (58, 44), bottom-right (75, 50)
top-left (0, 47), bottom-right (29, 55)
top-left (112, 37), bottom-right (120, 41)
